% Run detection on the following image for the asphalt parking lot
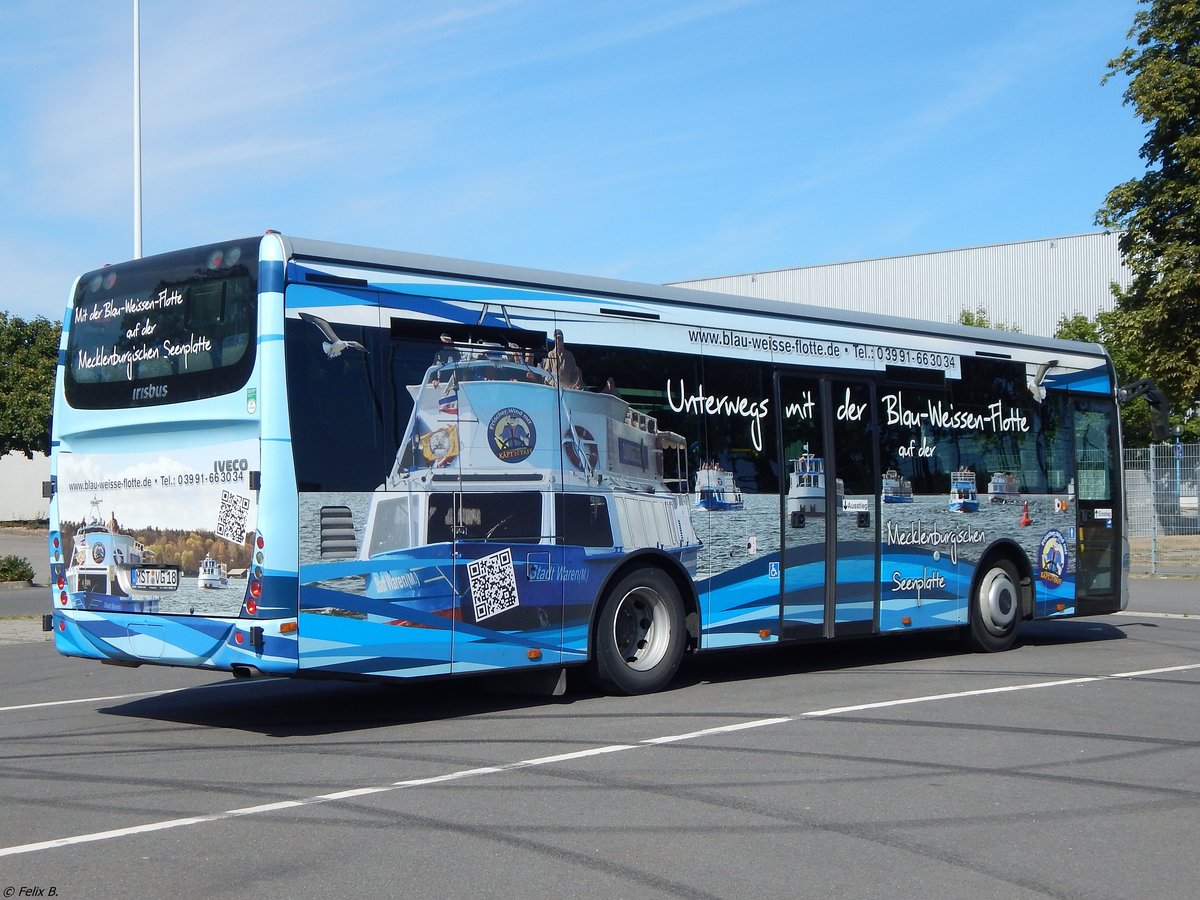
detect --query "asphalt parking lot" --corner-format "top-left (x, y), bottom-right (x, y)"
top-left (1, 523), bottom-right (1197, 899)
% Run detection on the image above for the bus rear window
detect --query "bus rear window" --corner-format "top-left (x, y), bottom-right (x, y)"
top-left (64, 238), bottom-right (259, 409)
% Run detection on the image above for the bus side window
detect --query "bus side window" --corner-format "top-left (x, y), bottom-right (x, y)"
top-left (556, 494), bottom-right (614, 548)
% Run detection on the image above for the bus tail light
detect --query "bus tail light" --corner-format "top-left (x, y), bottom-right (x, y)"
top-left (244, 530), bottom-right (264, 616)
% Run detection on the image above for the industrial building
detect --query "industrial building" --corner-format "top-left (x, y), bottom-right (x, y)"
top-left (669, 232), bottom-right (1129, 338)
top-left (0, 231), bottom-right (1131, 524)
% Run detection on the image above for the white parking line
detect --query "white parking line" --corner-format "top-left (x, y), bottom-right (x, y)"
top-left (0, 678), bottom-right (256, 713)
top-left (801, 663), bottom-right (1200, 718)
top-left (2, 662), bottom-right (1198, 858)
top-left (0, 689), bottom-right (188, 713)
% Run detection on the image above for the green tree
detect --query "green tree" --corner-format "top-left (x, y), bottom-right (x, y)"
top-left (1096, 0), bottom-right (1200, 418)
top-left (1053, 310), bottom-right (1175, 445)
top-left (956, 307), bottom-right (1020, 332)
top-left (0, 312), bottom-right (60, 458)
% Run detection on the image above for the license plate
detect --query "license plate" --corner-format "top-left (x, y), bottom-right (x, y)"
top-left (132, 565), bottom-right (180, 591)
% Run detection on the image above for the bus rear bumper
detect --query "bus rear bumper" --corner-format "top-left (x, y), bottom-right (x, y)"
top-left (50, 609), bottom-right (299, 675)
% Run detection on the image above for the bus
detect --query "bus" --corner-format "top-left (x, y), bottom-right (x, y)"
top-left (47, 232), bottom-right (1129, 695)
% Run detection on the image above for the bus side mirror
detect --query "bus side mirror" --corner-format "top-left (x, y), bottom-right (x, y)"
top-left (1147, 393), bottom-right (1169, 442)
top-left (1118, 379), bottom-right (1171, 442)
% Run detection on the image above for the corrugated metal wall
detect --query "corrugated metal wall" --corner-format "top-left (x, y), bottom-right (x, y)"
top-left (0, 452), bottom-right (49, 522)
top-left (669, 232), bottom-right (1130, 338)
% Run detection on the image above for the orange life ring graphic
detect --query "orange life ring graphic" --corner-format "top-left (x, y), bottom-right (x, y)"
top-left (563, 425), bottom-right (600, 471)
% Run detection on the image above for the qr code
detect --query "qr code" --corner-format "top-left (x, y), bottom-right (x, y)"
top-left (216, 490), bottom-right (251, 544)
top-left (467, 548), bottom-right (520, 622)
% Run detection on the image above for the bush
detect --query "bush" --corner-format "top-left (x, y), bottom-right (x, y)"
top-left (0, 555), bottom-right (35, 582)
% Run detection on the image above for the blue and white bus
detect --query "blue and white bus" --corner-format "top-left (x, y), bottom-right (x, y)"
top-left (47, 233), bottom-right (1128, 694)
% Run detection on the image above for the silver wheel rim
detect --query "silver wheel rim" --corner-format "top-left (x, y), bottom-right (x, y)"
top-left (611, 585), bottom-right (672, 671)
top-left (979, 566), bottom-right (1018, 637)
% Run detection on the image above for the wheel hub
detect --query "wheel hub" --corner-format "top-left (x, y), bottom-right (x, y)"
top-left (981, 569), bottom-right (1018, 637)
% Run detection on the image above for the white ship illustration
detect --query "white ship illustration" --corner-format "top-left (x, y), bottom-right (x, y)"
top-left (786, 454), bottom-right (844, 525)
top-left (693, 463), bottom-right (745, 511)
top-left (197, 554), bottom-right (230, 589)
top-left (66, 498), bottom-right (178, 613)
top-left (324, 344), bottom-right (700, 611)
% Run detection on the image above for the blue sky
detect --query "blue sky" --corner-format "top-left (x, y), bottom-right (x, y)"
top-left (1, 0), bottom-right (1146, 320)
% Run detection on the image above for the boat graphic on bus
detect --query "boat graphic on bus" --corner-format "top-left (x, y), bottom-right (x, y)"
top-left (948, 470), bottom-right (980, 513)
top-left (881, 469), bottom-right (914, 503)
top-left (692, 464), bottom-right (745, 511)
top-left (336, 348), bottom-right (698, 630)
top-left (64, 498), bottom-right (178, 614)
top-left (987, 471), bottom-right (1021, 504)
top-left (786, 454), bottom-right (844, 525)
top-left (197, 555), bottom-right (230, 589)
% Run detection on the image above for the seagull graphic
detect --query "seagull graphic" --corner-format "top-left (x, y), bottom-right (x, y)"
top-left (298, 312), bottom-right (367, 358)
top-left (1026, 358), bottom-right (1057, 403)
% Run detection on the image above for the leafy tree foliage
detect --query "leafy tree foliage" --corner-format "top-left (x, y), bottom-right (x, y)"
top-left (1055, 311), bottom-right (1159, 445)
top-left (1096, 0), bottom-right (1200, 419)
top-left (955, 307), bottom-right (1019, 332)
top-left (0, 312), bottom-right (60, 458)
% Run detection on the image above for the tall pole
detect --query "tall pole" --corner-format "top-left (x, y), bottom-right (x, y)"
top-left (133, 0), bottom-right (143, 258)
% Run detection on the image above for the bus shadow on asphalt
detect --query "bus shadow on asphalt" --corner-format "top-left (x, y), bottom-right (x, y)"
top-left (96, 619), bottom-right (1126, 736)
top-left (674, 618), bottom-right (1127, 688)
top-left (1014, 618), bottom-right (1130, 645)
top-left (98, 673), bottom-right (578, 737)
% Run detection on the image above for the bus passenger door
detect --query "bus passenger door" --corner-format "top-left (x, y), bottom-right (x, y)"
top-left (778, 374), bottom-right (826, 639)
top-left (1071, 396), bottom-right (1121, 613)
top-left (829, 379), bottom-right (879, 636)
top-left (779, 375), bottom-right (879, 640)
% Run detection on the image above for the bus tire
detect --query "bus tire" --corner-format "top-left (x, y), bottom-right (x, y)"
top-left (967, 558), bottom-right (1021, 652)
top-left (590, 568), bottom-right (686, 695)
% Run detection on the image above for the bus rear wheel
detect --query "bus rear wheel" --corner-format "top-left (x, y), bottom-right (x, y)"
top-left (590, 568), bottom-right (685, 695)
top-left (967, 558), bottom-right (1021, 652)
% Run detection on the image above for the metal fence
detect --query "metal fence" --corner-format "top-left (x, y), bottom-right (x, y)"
top-left (1124, 441), bottom-right (1200, 575)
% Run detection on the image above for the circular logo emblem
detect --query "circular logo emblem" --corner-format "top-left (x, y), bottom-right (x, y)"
top-left (488, 407), bottom-right (536, 463)
top-left (91, 542), bottom-right (106, 564)
top-left (1038, 529), bottom-right (1068, 586)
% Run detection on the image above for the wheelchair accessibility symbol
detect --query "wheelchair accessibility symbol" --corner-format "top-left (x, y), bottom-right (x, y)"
top-left (769, 562), bottom-right (780, 579)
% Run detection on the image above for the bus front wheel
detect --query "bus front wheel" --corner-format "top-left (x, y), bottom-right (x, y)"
top-left (967, 558), bottom-right (1021, 652)
top-left (590, 568), bottom-right (685, 695)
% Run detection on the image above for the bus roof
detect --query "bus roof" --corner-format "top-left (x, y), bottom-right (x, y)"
top-left (275, 233), bottom-right (1106, 361)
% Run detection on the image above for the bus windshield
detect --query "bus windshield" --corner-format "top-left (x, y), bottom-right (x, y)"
top-left (64, 238), bottom-right (259, 409)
